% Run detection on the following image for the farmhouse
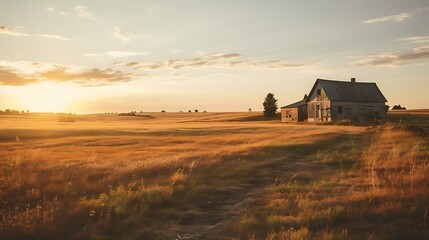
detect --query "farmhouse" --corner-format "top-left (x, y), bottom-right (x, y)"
top-left (281, 78), bottom-right (387, 122)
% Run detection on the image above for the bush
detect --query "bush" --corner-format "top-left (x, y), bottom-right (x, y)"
top-left (392, 104), bottom-right (406, 110)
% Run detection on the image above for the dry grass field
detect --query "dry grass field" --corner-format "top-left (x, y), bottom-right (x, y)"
top-left (0, 112), bottom-right (428, 239)
top-left (387, 109), bottom-right (429, 126)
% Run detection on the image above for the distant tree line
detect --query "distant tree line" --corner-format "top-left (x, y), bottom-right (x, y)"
top-left (0, 109), bottom-right (30, 115)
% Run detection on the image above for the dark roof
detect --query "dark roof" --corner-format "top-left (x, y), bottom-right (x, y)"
top-left (308, 79), bottom-right (387, 102)
top-left (281, 98), bottom-right (307, 108)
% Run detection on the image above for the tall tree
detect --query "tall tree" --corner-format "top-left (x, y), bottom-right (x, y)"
top-left (263, 93), bottom-right (278, 117)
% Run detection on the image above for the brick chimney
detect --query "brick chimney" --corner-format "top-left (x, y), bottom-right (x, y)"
top-left (351, 78), bottom-right (356, 83)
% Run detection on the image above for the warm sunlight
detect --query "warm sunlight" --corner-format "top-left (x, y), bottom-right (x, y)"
top-left (10, 83), bottom-right (80, 113)
top-left (1, 1), bottom-right (428, 239)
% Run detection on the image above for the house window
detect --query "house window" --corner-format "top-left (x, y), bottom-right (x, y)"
top-left (338, 106), bottom-right (343, 114)
top-left (317, 89), bottom-right (321, 96)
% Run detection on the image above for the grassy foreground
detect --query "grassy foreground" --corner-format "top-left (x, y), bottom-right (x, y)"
top-left (0, 112), bottom-right (428, 239)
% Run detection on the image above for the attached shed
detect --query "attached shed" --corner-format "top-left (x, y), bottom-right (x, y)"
top-left (281, 97), bottom-right (308, 122)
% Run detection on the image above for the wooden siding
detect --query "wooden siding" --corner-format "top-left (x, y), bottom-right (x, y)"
top-left (281, 105), bottom-right (308, 122)
top-left (330, 101), bottom-right (386, 121)
top-left (307, 82), bottom-right (331, 122)
top-left (281, 108), bottom-right (298, 122)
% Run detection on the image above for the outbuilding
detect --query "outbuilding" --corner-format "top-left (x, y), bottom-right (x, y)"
top-left (281, 95), bottom-right (308, 122)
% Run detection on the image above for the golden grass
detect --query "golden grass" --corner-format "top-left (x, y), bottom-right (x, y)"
top-left (386, 109), bottom-right (429, 126)
top-left (1, 112), bottom-right (426, 239)
top-left (240, 127), bottom-right (429, 240)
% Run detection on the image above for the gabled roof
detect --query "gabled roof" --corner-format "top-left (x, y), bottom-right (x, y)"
top-left (307, 79), bottom-right (387, 102)
top-left (281, 98), bottom-right (307, 108)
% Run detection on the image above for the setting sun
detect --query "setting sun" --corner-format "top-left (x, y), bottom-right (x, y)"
top-left (7, 83), bottom-right (81, 113)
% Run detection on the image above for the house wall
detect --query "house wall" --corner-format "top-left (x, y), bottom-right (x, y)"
top-left (330, 101), bottom-right (386, 121)
top-left (281, 107), bottom-right (298, 122)
top-left (307, 82), bottom-right (331, 122)
top-left (298, 105), bottom-right (308, 122)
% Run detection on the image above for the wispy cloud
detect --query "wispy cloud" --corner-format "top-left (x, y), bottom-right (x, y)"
top-left (350, 45), bottom-right (429, 67)
top-left (0, 61), bottom-right (55, 75)
top-left (46, 7), bottom-right (55, 11)
top-left (363, 13), bottom-right (410, 24)
top-left (115, 52), bottom-right (306, 71)
top-left (113, 27), bottom-right (135, 43)
top-left (74, 5), bottom-right (96, 20)
top-left (0, 68), bottom-right (38, 86)
top-left (84, 51), bottom-right (149, 58)
top-left (37, 34), bottom-right (70, 41)
top-left (0, 61), bottom-right (130, 86)
top-left (0, 25), bottom-right (30, 36)
top-left (396, 35), bottom-right (429, 44)
top-left (41, 67), bottom-right (130, 86)
top-left (1, 26), bottom-right (71, 41)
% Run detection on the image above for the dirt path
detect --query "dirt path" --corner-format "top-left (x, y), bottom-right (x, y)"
top-left (174, 159), bottom-right (334, 239)
top-left (173, 134), bottom-right (366, 239)
top-left (175, 187), bottom-right (264, 240)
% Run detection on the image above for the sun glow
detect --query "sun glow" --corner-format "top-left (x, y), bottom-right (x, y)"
top-left (5, 83), bottom-right (83, 113)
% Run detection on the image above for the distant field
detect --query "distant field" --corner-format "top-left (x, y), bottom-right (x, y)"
top-left (389, 109), bottom-right (429, 114)
top-left (0, 112), bottom-right (428, 239)
top-left (387, 109), bottom-right (429, 126)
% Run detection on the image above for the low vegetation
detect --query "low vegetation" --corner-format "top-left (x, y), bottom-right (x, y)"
top-left (0, 112), bottom-right (427, 239)
top-left (239, 129), bottom-right (429, 239)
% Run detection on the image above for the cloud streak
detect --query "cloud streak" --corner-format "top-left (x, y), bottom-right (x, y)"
top-left (0, 25), bottom-right (30, 36)
top-left (0, 68), bottom-right (39, 86)
top-left (0, 61), bottom-right (130, 86)
top-left (41, 67), bottom-right (130, 86)
top-left (75, 6), bottom-right (96, 20)
top-left (115, 52), bottom-right (306, 71)
top-left (113, 27), bottom-right (135, 43)
top-left (350, 45), bottom-right (429, 66)
top-left (397, 36), bottom-right (429, 44)
top-left (1, 26), bottom-right (69, 41)
top-left (363, 13), bottom-right (410, 24)
top-left (37, 34), bottom-right (70, 41)
top-left (84, 51), bottom-right (149, 58)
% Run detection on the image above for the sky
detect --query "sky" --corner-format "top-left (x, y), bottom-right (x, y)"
top-left (0, 0), bottom-right (428, 113)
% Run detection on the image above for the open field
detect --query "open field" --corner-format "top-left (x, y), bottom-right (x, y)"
top-left (0, 112), bottom-right (428, 239)
top-left (387, 109), bottom-right (429, 126)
